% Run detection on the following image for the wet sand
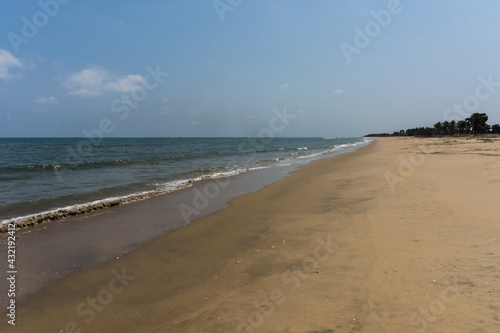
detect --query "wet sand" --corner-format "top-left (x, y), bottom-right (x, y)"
top-left (5, 137), bottom-right (500, 332)
top-left (0, 163), bottom-right (297, 304)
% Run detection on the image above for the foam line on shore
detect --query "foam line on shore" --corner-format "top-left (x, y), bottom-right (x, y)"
top-left (0, 139), bottom-right (370, 232)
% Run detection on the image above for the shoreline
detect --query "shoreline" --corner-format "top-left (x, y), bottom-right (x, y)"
top-left (0, 141), bottom-right (369, 305)
top-left (0, 138), bottom-right (369, 233)
top-left (5, 137), bottom-right (500, 332)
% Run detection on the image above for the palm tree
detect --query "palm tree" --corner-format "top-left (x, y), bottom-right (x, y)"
top-left (434, 122), bottom-right (444, 135)
top-left (457, 120), bottom-right (469, 134)
top-left (442, 121), bottom-right (450, 135)
top-left (449, 120), bottom-right (456, 134)
top-left (468, 113), bottom-right (488, 134)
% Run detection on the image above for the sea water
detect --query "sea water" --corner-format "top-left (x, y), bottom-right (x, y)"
top-left (0, 137), bottom-right (368, 228)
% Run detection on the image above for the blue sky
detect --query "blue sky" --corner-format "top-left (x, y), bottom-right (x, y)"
top-left (1, 0), bottom-right (500, 137)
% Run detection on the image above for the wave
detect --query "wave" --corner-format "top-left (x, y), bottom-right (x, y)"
top-left (293, 139), bottom-right (369, 160)
top-left (0, 138), bottom-right (370, 232)
top-left (0, 151), bottom-right (238, 173)
top-left (0, 164), bottom-right (275, 233)
top-left (0, 140), bottom-right (369, 174)
top-left (0, 158), bottom-right (172, 172)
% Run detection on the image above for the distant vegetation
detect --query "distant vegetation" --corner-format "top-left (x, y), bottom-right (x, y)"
top-left (365, 113), bottom-right (500, 137)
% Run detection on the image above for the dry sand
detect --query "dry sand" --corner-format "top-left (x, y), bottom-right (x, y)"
top-left (5, 137), bottom-right (500, 332)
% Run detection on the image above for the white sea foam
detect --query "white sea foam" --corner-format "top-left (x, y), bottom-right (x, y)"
top-left (293, 140), bottom-right (368, 161)
top-left (0, 165), bottom-right (277, 232)
top-left (1, 138), bottom-right (371, 232)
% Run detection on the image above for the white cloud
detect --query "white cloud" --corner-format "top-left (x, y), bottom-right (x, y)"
top-left (63, 67), bottom-right (109, 96)
top-left (34, 95), bottom-right (58, 105)
top-left (162, 98), bottom-right (169, 103)
top-left (281, 83), bottom-right (290, 89)
top-left (63, 66), bottom-right (145, 96)
top-left (105, 75), bottom-right (144, 93)
top-left (333, 89), bottom-right (344, 94)
top-left (0, 49), bottom-right (22, 80)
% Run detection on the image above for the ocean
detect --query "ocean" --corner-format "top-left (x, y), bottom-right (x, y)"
top-left (0, 137), bottom-right (368, 230)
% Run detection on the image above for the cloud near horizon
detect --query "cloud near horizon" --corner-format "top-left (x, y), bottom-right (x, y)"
top-left (62, 66), bottom-right (145, 97)
top-left (0, 49), bottom-right (22, 80)
top-left (34, 96), bottom-right (59, 105)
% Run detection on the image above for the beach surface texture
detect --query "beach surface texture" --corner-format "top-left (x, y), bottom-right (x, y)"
top-left (6, 137), bottom-right (500, 332)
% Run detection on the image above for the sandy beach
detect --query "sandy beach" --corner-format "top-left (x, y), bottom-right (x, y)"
top-left (5, 137), bottom-right (500, 332)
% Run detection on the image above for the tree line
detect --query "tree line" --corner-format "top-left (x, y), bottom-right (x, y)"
top-left (365, 113), bottom-right (500, 137)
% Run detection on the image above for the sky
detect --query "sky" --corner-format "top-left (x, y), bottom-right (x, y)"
top-left (1, 0), bottom-right (500, 137)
